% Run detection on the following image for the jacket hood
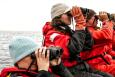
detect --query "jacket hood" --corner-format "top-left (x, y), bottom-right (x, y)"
top-left (42, 22), bottom-right (54, 36)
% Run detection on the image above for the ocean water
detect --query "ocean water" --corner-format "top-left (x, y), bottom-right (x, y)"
top-left (0, 31), bottom-right (42, 71)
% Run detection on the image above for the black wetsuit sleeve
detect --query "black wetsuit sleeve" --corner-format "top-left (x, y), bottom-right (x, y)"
top-left (36, 70), bottom-right (54, 77)
top-left (67, 29), bottom-right (86, 59)
top-left (68, 28), bottom-right (94, 60)
top-left (51, 62), bottom-right (74, 77)
top-left (82, 27), bottom-right (94, 51)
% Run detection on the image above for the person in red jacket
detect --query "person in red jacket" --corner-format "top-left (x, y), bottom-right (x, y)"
top-left (42, 3), bottom-right (113, 77)
top-left (111, 14), bottom-right (115, 51)
top-left (80, 10), bottom-right (115, 76)
top-left (108, 13), bottom-right (115, 59)
top-left (43, 3), bottom-right (87, 67)
top-left (0, 36), bottom-right (73, 77)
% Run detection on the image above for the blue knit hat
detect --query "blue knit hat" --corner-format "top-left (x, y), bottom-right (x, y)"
top-left (9, 36), bottom-right (39, 64)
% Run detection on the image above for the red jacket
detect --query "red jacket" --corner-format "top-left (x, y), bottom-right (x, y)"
top-left (43, 22), bottom-right (77, 67)
top-left (0, 67), bottom-right (56, 77)
top-left (80, 22), bottom-right (115, 76)
top-left (112, 29), bottom-right (115, 51)
top-left (0, 67), bottom-right (37, 77)
top-left (80, 21), bottom-right (113, 66)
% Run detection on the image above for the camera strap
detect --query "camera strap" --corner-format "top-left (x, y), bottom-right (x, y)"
top-left (85, 9), bottom-right (89, 20)
top-left (83, 53), bottom-right (110, 65)
top-left (27, 59), bottom-right (35, 71)
top-left (75, 55), bottom-right (90, 72)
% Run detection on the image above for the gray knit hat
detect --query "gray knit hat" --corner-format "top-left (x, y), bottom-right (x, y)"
top-left (9, 36), bottom-right (39, 64)
top-left (51, 3), bottom-right (70, 19)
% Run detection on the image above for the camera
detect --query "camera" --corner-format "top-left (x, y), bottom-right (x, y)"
top-left (47, 46), bottom-right (63, 60)
top-left (80, 7), bottom-right (90, 17)
top-left (65, 7), bottom-right (90, 18)
top-left (31, 46), bottom-right (63, 61)
top-left (66, 11), bottom-right (72, 17)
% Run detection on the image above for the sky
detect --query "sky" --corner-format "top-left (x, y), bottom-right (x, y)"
top-left (0, 0), bottom-right (115, 32)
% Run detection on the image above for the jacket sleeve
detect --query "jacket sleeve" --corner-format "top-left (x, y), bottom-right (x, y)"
top-left (83, 27), bottom-right (94, 51)
top-left (51, 62), bottom-right (74, 77)
top-left (67, 30), bottom-right (86, 57)
top-left (91, 21), bottom-right (113, 41)
top-left (37, 70), bottom-right (55, 77)
top-left (112, 30), bottom-right (115, 50)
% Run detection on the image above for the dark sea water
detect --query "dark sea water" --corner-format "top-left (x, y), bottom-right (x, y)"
top-left (0, 31), bottom-right (42, 71)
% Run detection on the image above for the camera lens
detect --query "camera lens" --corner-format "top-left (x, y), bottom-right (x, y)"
top-left (48, 46), bottom-right (63, 60)
top-left (66, 11), bottom-right (72, 17)
top-left (80, 7), bottom-right (89, 15)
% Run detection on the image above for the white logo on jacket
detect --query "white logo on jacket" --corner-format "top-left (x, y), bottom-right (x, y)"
top-left (50, 33), bottom-right (60, 42)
